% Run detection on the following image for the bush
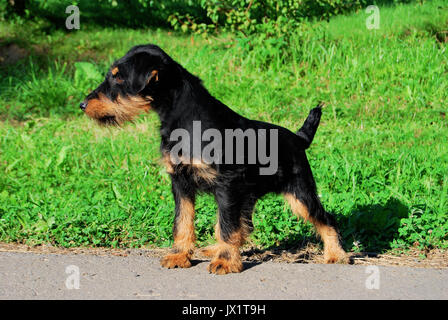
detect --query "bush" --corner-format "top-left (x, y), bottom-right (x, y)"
top-left (0, 0), bottom-right (11, 21)
top-left (2, 0), bottom-right (205, 29)
top-left (3, 0), bottom-right (416, 32)
top-left (168, 0), bottom-right (414, 35)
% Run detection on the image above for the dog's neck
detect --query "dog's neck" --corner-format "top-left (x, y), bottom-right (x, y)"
top-left (148, 66), bottom-right (223, 134)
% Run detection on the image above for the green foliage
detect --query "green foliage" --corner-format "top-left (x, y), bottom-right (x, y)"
top-left (2, 0), bottom-right (416, 32)
top-left (166, 0), bottom-right (419, 68)
top-left (0, 60), bottom-right (102, 120)
top-left (396, 205), bottom-right (448, 250)
top-left (0, 0), bottom-right (8, 21)
top-left (5, 0), bottom-right (205, 29)
top-left (168, 0), bottom-right (415, 35)
top-left (0, 0), bottom-right (447, 253)
top-left (74, 62), bottom-right (103, 91)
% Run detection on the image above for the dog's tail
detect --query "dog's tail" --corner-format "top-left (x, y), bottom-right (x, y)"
top-left (296, 102), bottom-right (324, 149)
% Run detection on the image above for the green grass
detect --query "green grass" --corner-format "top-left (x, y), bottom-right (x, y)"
top-left (0, 1), bottom-right (447, 253)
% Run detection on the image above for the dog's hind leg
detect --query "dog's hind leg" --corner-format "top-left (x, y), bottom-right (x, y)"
top-left (207, 188), bottom-right (256, 274)
top-left (284, 191), bottom-right (348, 263)
top-left (284, 168), bottom-right (348, 264)
top-left (161, 176), bottom-right (196, 269)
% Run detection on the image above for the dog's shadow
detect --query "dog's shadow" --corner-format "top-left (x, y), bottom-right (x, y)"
top-left (242, 197), bottom-right (410, 265)
top-left (338, 197), bottom-right (410, 254)
top-left (189, 258), bottom-right (262, 272)
top-left (189, 198), bottom-right (410, 272)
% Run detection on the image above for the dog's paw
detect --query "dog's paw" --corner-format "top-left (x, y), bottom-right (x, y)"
top-left (160, 253), bottom-right (192, 269)
top-left (208, 258), bottom-right (243, 275)
top-left (200, 245), bottom-right (219, 258)
top-left (324, 247), bottom-right (349, 264)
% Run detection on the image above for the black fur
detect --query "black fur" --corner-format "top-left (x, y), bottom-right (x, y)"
top-left (81, 44), bottom-right (343, 264)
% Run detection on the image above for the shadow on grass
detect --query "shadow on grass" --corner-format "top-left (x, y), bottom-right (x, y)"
top-left (339, 198), bottom-right (409, 253)
top-left (243, 198), bottom-right (410, 263)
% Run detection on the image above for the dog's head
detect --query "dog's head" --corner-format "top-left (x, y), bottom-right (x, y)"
top-left (80, 44), bottom-right (179, 125)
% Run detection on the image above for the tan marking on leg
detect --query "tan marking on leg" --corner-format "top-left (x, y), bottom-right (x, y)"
top-left (161, 197), bottom-right (196, 269)
top-left (200, 221), bottom-right (221, 258)
top-left (207, 237), bottom-right (243, 274)
top-left (284, 193), bottom-right (311, 221)
top-left (207, 219), bottom-right (246, 275)
top-left (315, 223), bottom-right (348, 264)
top-left (200, 244), bottom-right (219, 258)
top-left (174, 197), bottom-right (196, 253)
top-left (284, 193), bottom-right (348, 264)
top-left (202, 209), bottom-right (252, 259)
top-left (160, 252), bottom-right (192, 269)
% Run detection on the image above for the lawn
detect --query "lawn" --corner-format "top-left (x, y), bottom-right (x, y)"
top-left (0, 0), bottom-right (447, 255)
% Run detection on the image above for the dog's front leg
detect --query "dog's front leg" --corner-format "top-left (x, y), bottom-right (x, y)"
top-left (161, 176), bottom-right (196, 269)
top-left (207, 188), bottom-right (256, 275)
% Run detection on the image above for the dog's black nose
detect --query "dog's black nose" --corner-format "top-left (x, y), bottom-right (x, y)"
top-left (80, 102), bottom-right (87, 111)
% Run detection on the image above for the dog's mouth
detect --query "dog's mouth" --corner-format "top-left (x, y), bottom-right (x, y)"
top-left (82, 93), bottom-right (152, 127)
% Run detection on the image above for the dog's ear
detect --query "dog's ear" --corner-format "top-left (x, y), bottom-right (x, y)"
top-left (127, 50), bottom-right (181, 94)
top-left (127, 52), bottom-right (161, 94)
top-left (130, 69), bottom-right (159, 94)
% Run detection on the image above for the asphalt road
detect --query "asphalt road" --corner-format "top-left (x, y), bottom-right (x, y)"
top-left (0, 251), bottom-right (447, 300)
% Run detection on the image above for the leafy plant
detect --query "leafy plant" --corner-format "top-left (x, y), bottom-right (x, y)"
top-left (0, 0), bottom-right (447, 253)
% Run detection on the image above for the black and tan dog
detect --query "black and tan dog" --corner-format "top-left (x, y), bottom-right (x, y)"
top-left (80, 44), bottom-right (347, 274)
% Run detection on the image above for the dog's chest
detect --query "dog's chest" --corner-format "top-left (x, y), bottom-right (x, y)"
top-left (161, 152), bottom-right (218, 186)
